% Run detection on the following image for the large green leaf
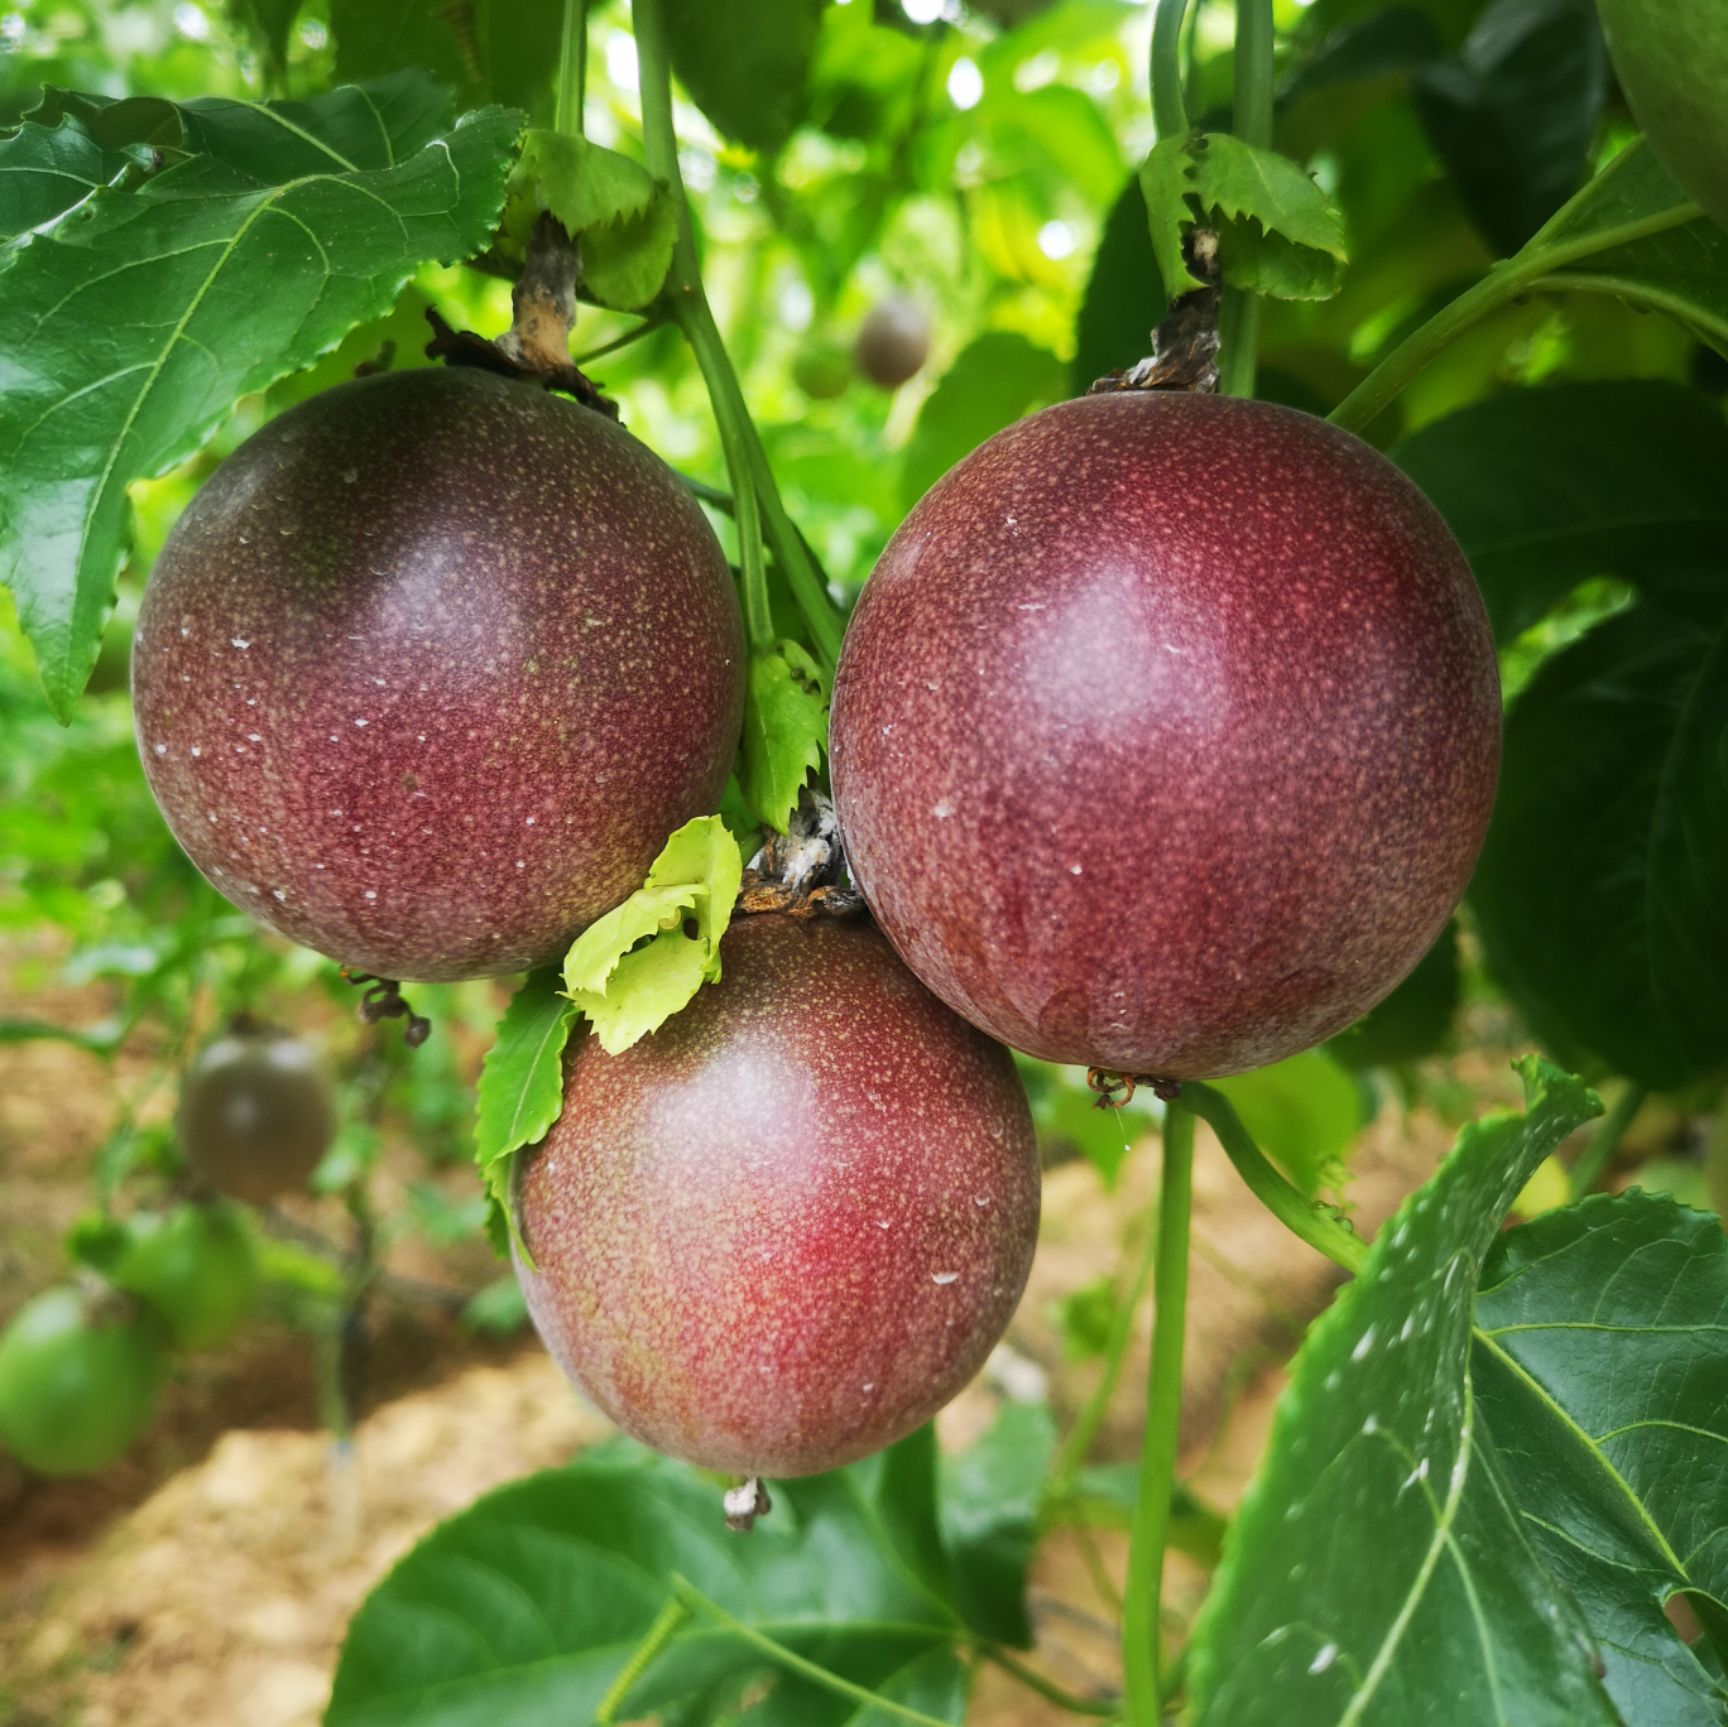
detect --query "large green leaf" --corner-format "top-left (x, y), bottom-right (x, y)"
top-left (0, 74), bottom-right (519, 716)
top-left (1474, 1192), bottom-right (1728, 1725)
top-left (326, 1434), bottom-right (969, 1726)
top-left (663, 0), bottom-right (827, 156)
top-left (1188, 1060), bottom-right (1616, 1726)
top-left (900, 331), bottom-right (1065, 509)
top-left (1394, 381), bottom-right (1728, 643)
top-left (330, 0), bottom-right (561, 114)
top-left (1412, 0), bottom-right (1607, 254)
top-left (1469, 604), bottom-right (1728, 1090)
top-left (0, 119), bottom-right (140, 245)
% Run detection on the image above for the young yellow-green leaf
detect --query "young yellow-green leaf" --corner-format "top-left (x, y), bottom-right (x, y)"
top-left (1189, 132), bottom-right (1348, 300)
top-left (0, 74), bottom-right (520, 717)
top-left (501, 129), bottom-right (676, 311)
top-left (1136, 134), bottom-right (1204, 296)
top-left (563, 816), bottom-right (744, 1055)
top-left (741, 639), bottom-right (828, 833)
top-left (473, 969), bottom-right (576, 1251)
top-left (1138, 131), bottom-right (1347, 305)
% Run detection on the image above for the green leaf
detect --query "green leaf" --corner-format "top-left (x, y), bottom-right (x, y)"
top-left (473, 970), bottom-right (576, 1244)
top-left (742, 640), bottom-right (828, 834)
top-left (1469, 603), bottom-right (1728, 1092)
top-left (939, 1400), bottom-right (1055, 1648)
top-left (663, 0), bottom-right (827, 156)
top-left (1072, 174), bottom-right (1164, 392)
top-left (1393, 381), bottom-right (1728, 643)
top-left (1188, 1059), bottom-right (1615, 1726)
top-left (501, 129), bottom-right (676, 312)
top-left (1139, 131), bottom-right (1347, 303)
top-left (0, 119), bottom-right (140, 246)
top-left (1513, 139), bottom-right (1728, 352)
top-left (1135, 135), bottom-right (1203, 296)
top-left (1474, 1191), bottom-right (1728, 1725)
top-left (901, 332), bottom-right (1066, 509)
top-left (228, 0), bottom-right (306, 85)
top-left (1330, 921), bottom-right (1462, 1072)
top-left (326, 1440), bottom-right (965, 1726)
top-left (1212, 1048), bottom-right (1363, 1196)
top-left (563, 816), bottom-right (744, 1056)
top-left (0, 75), bottom-right (520, 717)
top-left (1189, 132), bottom-right (1349, 300)
top-left (330, 0), bottom-right (561, 114)
top-left (1411, 0), bottom-right (1608, 255)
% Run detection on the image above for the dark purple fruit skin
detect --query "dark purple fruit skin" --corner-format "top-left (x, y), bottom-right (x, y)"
top-left (829, 392), bottom-right (1500, 1080)
top-left (133, 367), bottom-right (745, 982)
top-left (855, 297), bottom-right (931, 389)
top-left (514, 915), bottom-right (1040, 1478)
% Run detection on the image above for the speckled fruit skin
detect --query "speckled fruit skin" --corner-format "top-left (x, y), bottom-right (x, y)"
top-left (179, 1024), bottom-right (335, 1205)
top-left (829, 392), bottom-right (1500, 1080)
top-left (133, 366), bottom-right (745, 981)
top-left (514, 915), bottom-right (1040, 1478)
top-left (1599, 0), bottom-right (1728, 228)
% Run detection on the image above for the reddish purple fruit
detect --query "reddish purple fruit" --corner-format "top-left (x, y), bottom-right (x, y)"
top-left (829, 392), bottom-right (1500, 1080)
top-left (514, 914), bottom-right (1040, 1478)
top-left (854, 296), bottom-right (931, 390)
top-left (133, 366), bottom-right (745, 982)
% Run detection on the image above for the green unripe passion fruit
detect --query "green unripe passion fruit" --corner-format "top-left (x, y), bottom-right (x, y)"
top-left (0, 1286), bottom-right (168, 1475)
top-left (792, 338), bottom-right (852, 400)
top-left (1598, 0), bottom-right (1728, 227)
top-left (111, 1202), bottom-right (260, 1352)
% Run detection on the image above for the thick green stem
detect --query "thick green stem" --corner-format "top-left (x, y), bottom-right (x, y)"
top-left (555, 0), bottom-right (587, 136)
top-left (1569, 1083), bottom-right (1647, 1198)
top-left (1150, 0), bottom-right (1193, 141)
top-left (1182, 1084), bottom-right (1367, 1274)
top-left (1328, 155), bottom-right (1702, 434)
top-left (1121, 1103), bottom-right (1194, 1723)
top-left (634, 0), bottom-right (844, 668)
top-left (1217, 0), bottom-right (1273, 399)
top-left (670, 1578), bottom-right (956, 1727)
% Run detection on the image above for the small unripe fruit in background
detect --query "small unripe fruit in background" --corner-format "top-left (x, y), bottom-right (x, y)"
top-left (1597, 0), bottom-right (1728, 229)
top-left (854, 296), bottom-right (931, 389)
top-left (133, 366), bottom-right (746, 982)
top-left (179, 1022), bottom-right (336, 1206)
top-left (830, 391), bottom-right (1500, 1080)
top-left (514, 915), bottom-right (1040, 1479)
top-left (111, 1202), bottom-right (260, 1352)
top-left (792, 337), bottom-right (852, 400)
top-left (0, 1285), bottom-right (168, 1475)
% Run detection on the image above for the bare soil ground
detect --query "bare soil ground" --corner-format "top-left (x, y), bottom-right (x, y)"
top-left (0, 956), bottom-right (1501, 1726)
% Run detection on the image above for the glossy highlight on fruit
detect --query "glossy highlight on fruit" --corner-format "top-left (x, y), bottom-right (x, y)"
top-left (1598, 0), bottom-right (1728, 229)
top-left (113, 1202), bottom-right (260, 1352)
top-left (180, 1022), bottom-right (335, 1205)
top-left (0, 1285), bottom-right (167, 1475)
top-left (514, 914), bottom-right (1040, 1478)
top-left (830, 391), bottom-right (1501, 1080)
top-left (133, 366), bottom-right (746, 982)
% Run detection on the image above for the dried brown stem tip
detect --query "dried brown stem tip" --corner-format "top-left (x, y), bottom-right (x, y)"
top-left (1086, 1068), bottom-right (1183, 1109)
top-left (723, 1476), bottom-right (773, 1533)
top-left (739, 789), bottom-right (865, 918)
top-left (423, 215), bottom-right (618, 418)
top-left (341, 971), bottom-right (432, 1048)
top-left (1089, 228), bottom-right (1221, 396)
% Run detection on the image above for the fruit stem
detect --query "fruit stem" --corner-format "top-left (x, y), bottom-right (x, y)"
top-left (1568, 1081), bottom-right (1646, 1197)
top-left (634, 0), bottom-right (845, 670)
top-left (1120, 1099), bottom-right (1193, 1724)
top-left (556, 0), bottom-right (587, 136)
top-left (1181, 1083), bottom-right (1367, 1274)
top-left (1327, 142), bottom-right (1703, 434)
top-left (596, 1594), bottom-right (692, 1724)
top-left (1149, 0), bottom-right (1192, 142)
top-left (669, 1575), bottom-right (959, 1727)
top-left (1216, 0), bottom-right (1272, 399)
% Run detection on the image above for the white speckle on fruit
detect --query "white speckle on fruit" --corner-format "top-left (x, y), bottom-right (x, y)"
top-left (932, 1271), bottom-right (959, 1285)
top-left (231, 636), bottom-right (250, 649)
top-left (932, 800), bottom-right (954, 819)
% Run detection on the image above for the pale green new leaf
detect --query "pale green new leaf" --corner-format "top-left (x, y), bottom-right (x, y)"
top-left (0, 75), bottom-right (520, 716)
top-left (563, 816), bottom-right (744, 1055)
top-left (1188, 1060), bottom-right (1615, 1726)
top-left (741, 639), bottom-right (828, 833)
